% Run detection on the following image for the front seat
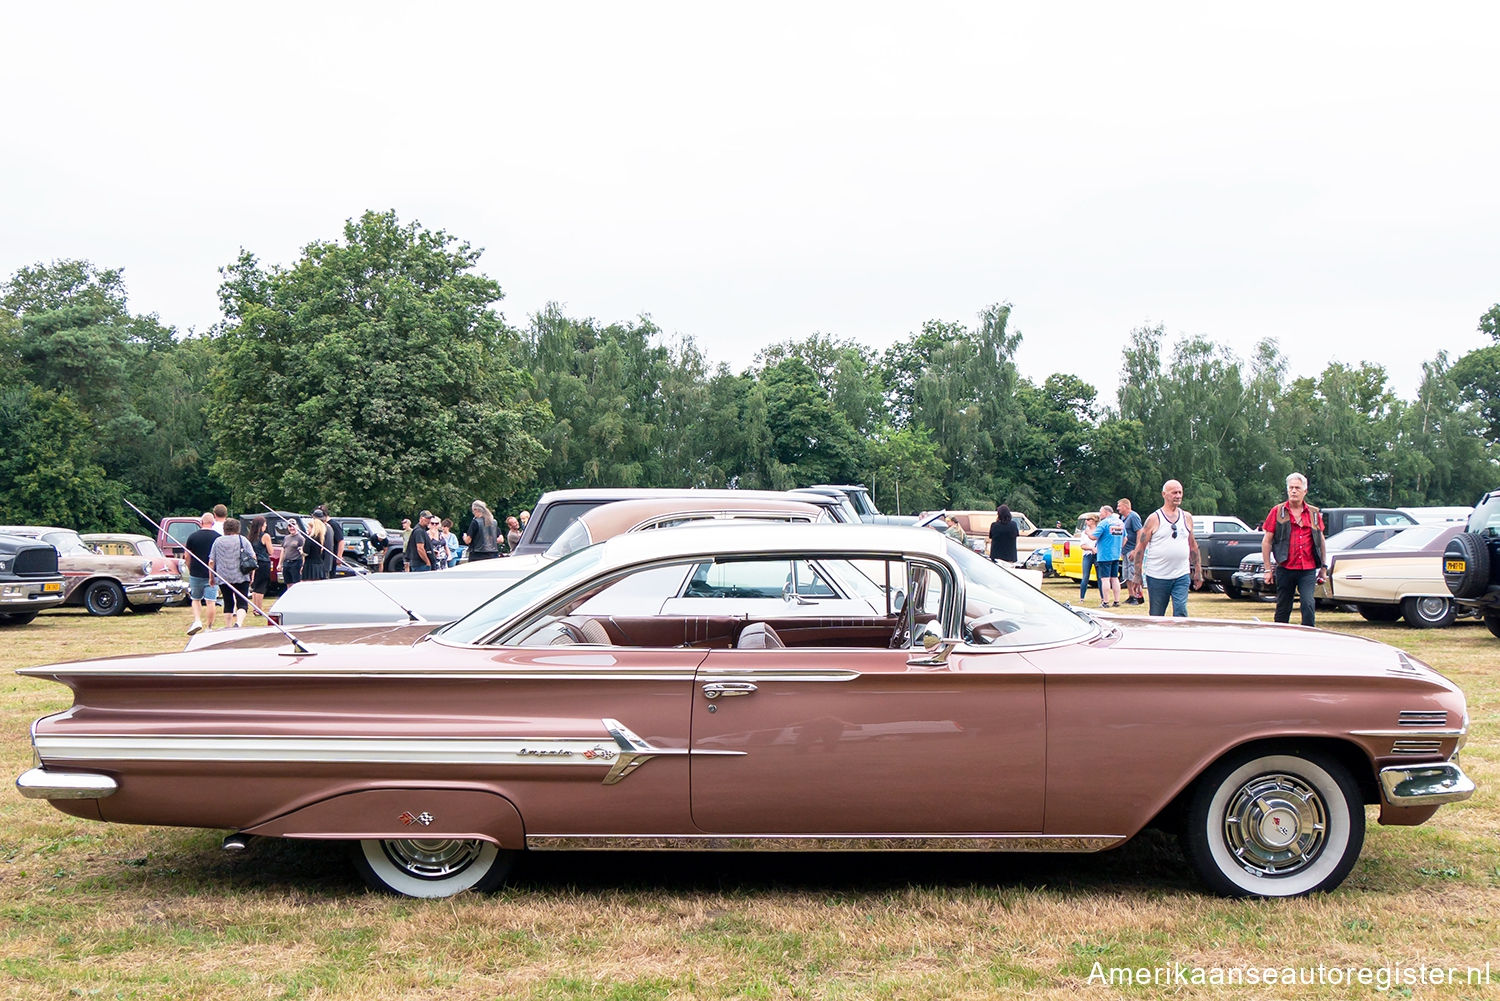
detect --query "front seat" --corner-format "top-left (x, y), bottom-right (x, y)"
top-left (737, 622), bottom-right (785, 649)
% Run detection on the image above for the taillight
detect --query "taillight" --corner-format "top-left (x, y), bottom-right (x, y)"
top-left (268, 612), bottom-right (282, 626)
top-left (1063, 542), bottom-right (1072, 557)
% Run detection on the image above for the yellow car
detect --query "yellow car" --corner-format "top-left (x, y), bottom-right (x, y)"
top-left (1051, 512), bottom-right (1103, 583)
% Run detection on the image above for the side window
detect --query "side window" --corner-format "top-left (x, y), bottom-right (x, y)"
top-left (683, 560), bottom-right (836, 599)
top-left (1377, 513), bottom-right (1410, 526)
top-left (1344, 514), bottom-right (1369, 528)
top-left (95, 542), bottom-right (135, 556)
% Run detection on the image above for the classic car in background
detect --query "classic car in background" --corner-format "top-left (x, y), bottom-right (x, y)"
top-left (0, 533), bottom-right (66, 625)
top-left (1328, 524), bottom-right (1467, 627)
top-left (1232, 524), bottom-right (1412, 603)
top-left (272, 495), bottom-right (831, 626)
top-left (914, 510), bottom-right (1053, 560)
top-left (1192, 515), bottom-right (1260, 597)
top-left (508, 488), bottom-right (861, 557)
top-left (0, 526), bottom-right (186, 616)
top-left (18, 524), bottom-right (1474, 899)
top-left (806, 484), bottom-right (918, 526)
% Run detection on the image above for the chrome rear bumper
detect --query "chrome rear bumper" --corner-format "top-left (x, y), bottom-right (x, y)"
top-left (1379, 762), bottom-right (1475, 807)
top-left (15, 767), bottom-right (118, 800)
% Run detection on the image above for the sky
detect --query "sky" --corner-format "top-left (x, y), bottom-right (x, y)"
top-left (3, 2), bottom-right (1498, 402)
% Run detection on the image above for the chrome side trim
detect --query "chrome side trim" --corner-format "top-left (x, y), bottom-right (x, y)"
top-left (1378, 762), bottom-right (1476, 807)
top-left (16, 766), bottom-right (118, 800)
top-left (526, 834), bottom-right (1126, 852)
top-left (17, 664), bottom-right (701, 681)
top-left (696, 668), bottom-right (859, 683)
top-left (1391, 740), bottom-right (1442, 755)
top-left (34, 719), bottom-right (744, 787)
top-left (1349, 729), bottom-right (1466, 738)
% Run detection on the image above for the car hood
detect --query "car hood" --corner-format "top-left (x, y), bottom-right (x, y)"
top-left (1089, 614), bottom-right (1451, 682)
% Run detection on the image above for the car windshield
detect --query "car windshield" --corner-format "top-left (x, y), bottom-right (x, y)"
top-left (435, 545), bottom-right (609, 644)
top-left (42, 530), bottom-right (89, 555)
top-left (944, 540), bottom-right (1095, 648)
top-left (545, 519), bottom-right (593, 559)
top-left (136, 540), bottom-right (164, 559)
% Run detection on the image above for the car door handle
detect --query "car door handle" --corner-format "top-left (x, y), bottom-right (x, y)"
top-left (702, 682), bottom-right (758, 699)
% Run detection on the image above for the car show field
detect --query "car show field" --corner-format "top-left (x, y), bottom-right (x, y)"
top-left (4, 577), bottom-right (1496, 999)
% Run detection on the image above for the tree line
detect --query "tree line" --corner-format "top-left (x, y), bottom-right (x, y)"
top-left (2, 210), bottom-right (1496, 534)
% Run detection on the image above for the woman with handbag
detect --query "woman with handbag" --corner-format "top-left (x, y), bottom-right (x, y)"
top-left (208, 518), bottom-right (257, 628)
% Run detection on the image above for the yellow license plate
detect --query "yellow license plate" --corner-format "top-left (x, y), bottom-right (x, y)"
top-left (1445, 559), bottom-right (1466, 573)
top-left (42, 581), bottom-right (62, 592)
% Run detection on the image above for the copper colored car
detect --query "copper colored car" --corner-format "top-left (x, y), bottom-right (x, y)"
top-left (0, 526), bottom-right (187, 616)
top-left (16, 524), bottom-right (1474, 898)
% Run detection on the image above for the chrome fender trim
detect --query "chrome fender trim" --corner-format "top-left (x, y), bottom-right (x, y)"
top-left (16, 766), bottom-right (118, 800)
top-left (1378, 762), bottom-right (1476, 807)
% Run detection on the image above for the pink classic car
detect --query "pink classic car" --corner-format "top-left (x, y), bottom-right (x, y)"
top-left (17, 524), bottom-right (1474, 898)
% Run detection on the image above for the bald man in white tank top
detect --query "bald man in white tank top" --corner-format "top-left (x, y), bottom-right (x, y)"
top-left (1132, 479), bottom-right (1204, 617)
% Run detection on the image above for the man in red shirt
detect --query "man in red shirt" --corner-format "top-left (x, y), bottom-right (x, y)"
top-left (1260, 472), bottom-right (1326, 626)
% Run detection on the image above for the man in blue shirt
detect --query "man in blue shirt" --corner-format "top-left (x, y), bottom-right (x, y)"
top-left (1091, 505), bottom-right (1126, 607)
top-left (1118, 497), bottom-right (1144, 605)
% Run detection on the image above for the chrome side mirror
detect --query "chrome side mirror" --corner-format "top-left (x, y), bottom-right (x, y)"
top-left (907, 622), bottom-right (957, 666)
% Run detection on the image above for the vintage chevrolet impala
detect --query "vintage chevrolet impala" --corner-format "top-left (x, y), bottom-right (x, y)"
top-left (16, 525), bottom-right (1474, 898)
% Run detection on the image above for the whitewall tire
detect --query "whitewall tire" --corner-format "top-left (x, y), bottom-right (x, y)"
top-left (353, 838), bottom-right (514, 898)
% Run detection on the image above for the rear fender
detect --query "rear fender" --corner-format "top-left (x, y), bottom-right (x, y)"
top-left (242, 786), bottom-right (525, 847)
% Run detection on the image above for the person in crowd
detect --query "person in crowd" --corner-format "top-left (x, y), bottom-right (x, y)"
top-left (944, 515), bottom-right (967, 544)
top-left (519, 510), bottom-right (530, 529)
top-left (989, 504), bottom-right (1019, 564)
top-left (1133, 479), bottom-right (1203, 617)
top-left (1090, 505), bottom-right (1125, 607)
top-left (280, 519), bottom-right (305, 588)
top-left (407, 511), bottom-right (435, 572)
top-left (428, 515), bottom-right (450, 569)
top-left (1078, 513), bottom-right (1100, 602)
top-left (184, 512), bottom-right (220, 636)
top-left (401, 517), bottom-right (412, 532)
top-left (302, 515), bottom-right (330, 581)
top-left (1118, 497), bottom-right (1144, 605)
top-left (208, 517), bottom-right (255, 628)
top-left (319, 505), bottom-right (345, 561)
top-left (441, 518), bottom-right (463, 567)
top-left (1261, 472), bottom-right (1325, 626)
top-left (464, 500), bottom-right (501, 561)
top-left (247, 516), bottom-right (273, 614)
top-left (212, 504), bottom-right (228, 534)
top-left (505, 515), bottom-right (522, 552)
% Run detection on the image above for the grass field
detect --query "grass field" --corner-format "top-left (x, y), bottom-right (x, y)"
top-left (3, 587), bottom-right (1497, 1000)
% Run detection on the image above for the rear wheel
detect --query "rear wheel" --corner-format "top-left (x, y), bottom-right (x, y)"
top-left (1222, 579), bottom-right (1244, 599)
top-left (1356, 603), bottom-right (1401, 623)
top-left (1486, 615), bottom-right (1500, 640)
top-left (1182, 749), bottom-right (1364, 897)
top-left (1401, 595), bottom-right (1456, 629)
top-left (352, 838), bottom-right (514, 898)
top-left (133, 602), bottom-right (164, 614)
top-left (82, 580), bottom-right (125, 616)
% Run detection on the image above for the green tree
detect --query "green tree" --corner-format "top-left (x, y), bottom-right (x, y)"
top-left (759, 356), bottom-right (864, 486)
top-left (867, 426), bottom-right (947, 515)
top-left (0, 385), bottom-right (122, 528)
top-left (210, 210), bottom-right (550, 522)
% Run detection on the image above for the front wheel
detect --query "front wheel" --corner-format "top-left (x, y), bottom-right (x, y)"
top-left (1401, 595), bottom-right (1456, 629)
top-left (0, 611), bottom-right (40, 626)
top-left (83, 580), bottom-right (125, 616)
top-left (1222, 579), bottom-right (1244, 600)
top-left (133, 602), bottom-right (165, 614)
top-left (1182, 749), bottom-right (1364, 897)
top-left (1356, 603), bottom-right (1401, 623)
top-left (352, 838), bottom-right (514, 898)
top-left (1485, 615), bottom-right (1500, 640)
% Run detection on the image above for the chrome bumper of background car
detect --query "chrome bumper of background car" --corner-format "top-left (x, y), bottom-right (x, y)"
top-left (125, 579), bottom-right (187, 604)
top-left (1379, 762), bottom-right (1475, 807)
top-left (0, 582), bottom-right (67, 609)
top-left (15, 767), bottom-right (118, 800)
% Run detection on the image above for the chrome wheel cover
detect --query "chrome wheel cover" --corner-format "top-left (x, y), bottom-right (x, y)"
top-left (380, 838), bottom-right (486, 880)
top-left (1413, 597), bottom-right (1449, 621)
top-left (1221, 772), bottom-right (1328, 878)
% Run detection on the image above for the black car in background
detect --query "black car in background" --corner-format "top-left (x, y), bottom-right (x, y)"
top-left (0, 533), bottom-right (66, 625)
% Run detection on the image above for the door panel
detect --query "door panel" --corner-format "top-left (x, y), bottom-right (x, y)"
top-left (689, 649), bottom-right (1044, 834)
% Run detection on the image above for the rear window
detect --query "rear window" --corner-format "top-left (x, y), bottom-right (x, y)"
top-left (527, 501), bottom-right (606, 548)
top-left (166, 522), bottom-right (197, 546)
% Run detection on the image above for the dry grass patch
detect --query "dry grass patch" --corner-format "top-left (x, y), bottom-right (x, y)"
top-left (3, 593), bottom-right (1498, 998)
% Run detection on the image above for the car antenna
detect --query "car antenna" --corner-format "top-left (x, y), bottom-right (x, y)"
top-left (258, 502), bottom-right (422, 623)
top-left (123, 499), bottom-right (312, 656)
